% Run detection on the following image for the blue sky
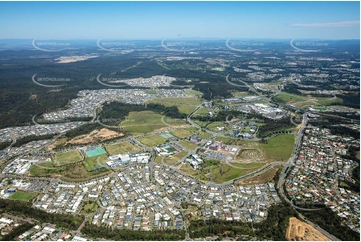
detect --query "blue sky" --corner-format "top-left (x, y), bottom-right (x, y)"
top-left (0, 1), bottom-right (359, 39)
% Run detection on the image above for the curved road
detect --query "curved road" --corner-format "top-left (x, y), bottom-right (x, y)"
top-left (277, 112), bottom-right (341, 241)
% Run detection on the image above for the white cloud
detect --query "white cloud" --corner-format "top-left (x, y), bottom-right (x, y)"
top-left (290, 20), bottom-right (360, 28)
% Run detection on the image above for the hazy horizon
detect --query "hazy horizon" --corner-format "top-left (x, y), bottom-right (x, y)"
top-left (0, 1), bottom-right (359, 40)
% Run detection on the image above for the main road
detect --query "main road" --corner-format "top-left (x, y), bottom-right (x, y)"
top-left (276, 112), bottom-right (341, 241)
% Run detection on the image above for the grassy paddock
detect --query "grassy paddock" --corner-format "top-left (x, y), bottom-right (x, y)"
top-left (52, 150), bottom-right (83, 166)
top-left (171, 129), bottom-right (193, 139)
top-left (9, 191), bottom-right (38, 201)
top-left (83, 154), bottom-right (108, 171)
top-left (147, 97), bottom-right (202, 115)
top-left (121, 111), bottom-right (166, 134)
top-left (180, 140), bottom-right (199, 150)
top-left (29, 161), bottom-right (111, 181)
top-left (138, 135), bottom-right (166, 147)
top-left (105, 141), bottom-right (140, 156)
top-left (263, 134), bottom-right (295, 161)
top-left (274, 92), bottom-right (306, 103)
top-left (238, 165), bottom-right (282, 185)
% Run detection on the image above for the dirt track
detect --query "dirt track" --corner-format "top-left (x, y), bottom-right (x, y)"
top-left (286, 217), bottom-right (330, 241)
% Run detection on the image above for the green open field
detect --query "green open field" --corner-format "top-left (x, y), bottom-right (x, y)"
top-left (262, 134), bottom-right (295, 161)
top-left (139, 135), bottom-right (166, 147)
top-left (121, 111), bottom-right (166, 134)
top-left (230, 162), bottom-right (265, 169)
top-left (179, 163), bottom-right (211, 182)
top-left (185, 90), bottom-right (204, 97)
top-left (147, 97), bottom-right (201, 115)
top-left (274, 92), bottom-right (343, 109)
top-left (231, 91), bottom-right (251, 97)
top-left (29, 161), bottom-right (111, 182)
top-left (82, 202), bottom-right (98, 213)
top-left (179, 160), bottom-right (265, 184)
top-left (105, 141), bottom-right (140, 155)
top-left (156, 150), bottom-right (188, 166)
top-left (206, 122), bottom-right (225, 132)
top-left (195, 107), bottom-right (211, 115)
top-left (120, 111), bottom-right (186, 134)
top-left (314, 97), bottom-right (343, 106)
top-left (274, 92), bottom-right (307, 103)
top-left (180, 140), bottom-right (199, 150)
top-left (186, 126), bottom-right (199, 132)
top-left (171, 129), bottom-right (192, 139)
top-left (9, 191), bottom-right (38, 201)
top-left (217, 134), bottom-right (295, 162)
top-left (215, 136), bottom-right (243, 146)
top-left (83, 154), bottom-right (109, 171)
top-left (150, 97), bottom-right (201, 105)
top-left (52, 150), bottom-right (83, 166)
top-left (198, 131), bottom-right (212, 139)
top-left (238, 165), bottom-right (282, 185)
top-left (211, 164), bottom-right (248, 183)
top-left (194, 121), bottom-right (209, 128)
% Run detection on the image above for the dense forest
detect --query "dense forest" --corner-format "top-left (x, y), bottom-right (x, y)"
top-left (188, 203), bottom-right (298, 240)
top-left (0, 222), bottom-right (34, 241)
top-left (81, 223), bottom-right (185, 240)
top-left (337, 93), bottom-right (360, 109)
top-left (12, 134), bottom-right (55, 147)
top-left (0, 199), bottom-right (84, 230)
top-left (302, 207), bottom-right (360, 241)
top-left (257, 116), bottom-right (295, 137)
top-left (101, 102), bottom-right (186, 122)
top-left (308, 114), bottom-right (360, 139)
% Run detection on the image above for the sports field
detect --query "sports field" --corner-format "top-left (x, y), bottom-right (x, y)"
top-left (160, 132), bottom-right (175, 139)
top-left (83, 154), bottom-right (108, 171)
top-left (171, 129), bottom-right (192, 139)
top-left (85, 147), bottom-right (107, 158)
top-left (9, 191), bottom-right (38, 201)
top-left (138, 135), bottom-right (166, 147)
top-left (53, 150), bottom-right (83, 166)
top-left (180, 140), bottom-right (198, 150)
top-left (105, 141), bottom-right (140, 156)
top-left (162, 145), bottom-right (176, 153)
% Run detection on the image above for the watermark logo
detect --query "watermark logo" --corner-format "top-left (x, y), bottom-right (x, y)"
top-left (32, 74), bottom-right (70, 88)
top-left (226, 39), bottom-right (263, 52)
top-left (96, 74), bottom-right (128, 88)
top-left (161, 38), bottom-right (200, 52)
top-left (225, 74), bottom-right (248, 87)
top-left (96, 115), bottom-right (122, 129)
top-left (176, 77), bottom-right (200, 82)
top-left (97, 39), bottom-right (135, 52)
top-left (290, 38), bottom-right (328, 52)
top-left (32, 39), bottom-right (71, 52)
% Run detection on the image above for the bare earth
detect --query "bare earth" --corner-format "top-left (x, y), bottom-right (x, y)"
top-left (67, 128), bottom-right (124, 145)
top-left (286, 217), bottom-right (330, 241)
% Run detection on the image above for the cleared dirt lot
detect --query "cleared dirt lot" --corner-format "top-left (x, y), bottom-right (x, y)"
top-left (286, 217), bottom-right (330, 241)
top-left (67, 128), bottom-right (124, 145)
